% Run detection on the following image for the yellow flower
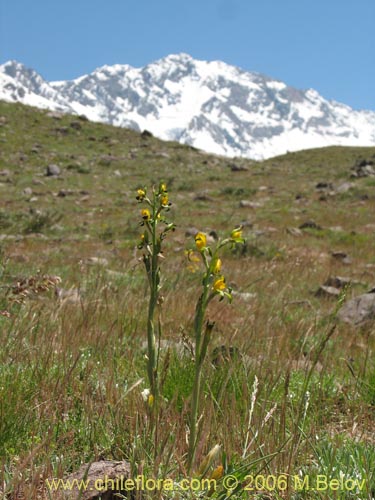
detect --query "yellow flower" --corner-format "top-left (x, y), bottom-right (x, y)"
top-left (212, 258), bottom-right (222, 274)
top-left (141, 208), bottom-right (151, 221)
top-left (148, 394), bottom-right (154, 407)
top-left (210, 465), bottom-right (224, 480)
top-left (231, 227), bottom-right (242, 240)
top-left (195, 232), bottom-right (207, 251)
top-left (213, 276), bottom-right (226, 292)
top-left (160, 182), bottom-right (167, 193)
top-left (136, 188), bottom-right (146, 201)
top-left (160, 194), bottom-right (169, 206)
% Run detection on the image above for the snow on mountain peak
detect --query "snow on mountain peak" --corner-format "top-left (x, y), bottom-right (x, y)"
top-left (1, 54), bottom-right (374, 159)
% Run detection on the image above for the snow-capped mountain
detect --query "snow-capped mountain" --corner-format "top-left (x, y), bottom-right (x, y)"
top-left (1, 54), bottom-right (375, 159)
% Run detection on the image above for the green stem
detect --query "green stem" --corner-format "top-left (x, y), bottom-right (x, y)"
top-left (146, 199), bottom-right (160, 402)
top-left (188, 357), bottom-right (202, 472)
top-left (188, 274), bottom-right (211, 472)
top-left (147, 282), bottom-right (158, 398)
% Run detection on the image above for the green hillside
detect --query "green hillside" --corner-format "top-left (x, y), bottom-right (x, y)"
top-left (1, 101), bottom-right (374, 499)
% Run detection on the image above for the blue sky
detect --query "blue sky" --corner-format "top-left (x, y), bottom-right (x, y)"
top-left (1, 0), bottom-right (374, 110)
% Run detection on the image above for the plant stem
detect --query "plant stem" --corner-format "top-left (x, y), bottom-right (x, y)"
top-left (147, 203), bottom-right (159, 402)
top-left (188, 276), bottom-right (210, 472)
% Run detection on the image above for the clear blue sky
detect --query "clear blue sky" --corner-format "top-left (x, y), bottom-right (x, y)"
top-left (1, 0), bottom-right (374, 110)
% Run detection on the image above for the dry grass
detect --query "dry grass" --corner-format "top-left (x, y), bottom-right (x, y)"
top-left (0, 101), bottom-right (374, 499)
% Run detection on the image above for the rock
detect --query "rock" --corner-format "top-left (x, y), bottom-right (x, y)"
top-left (229, 162), bottom-right (248, 172)
top-left (331, 251), bottom-right (352, 265)
top-left (240, 219), bottom-right (254, 228)
top-left (316, 182), bottom-right (333, 190)
top-left (113, 169), bottom-right (122, 177)
top-left (55, 126), bottom-right (69, 135)
top-left (194, 192), bottom-right (213, 201)
top-left (32, 178), bottom-right (45, 186)
top-left (46, 111), bottom-right (63, 119)
top-left (185, 227), bottom-right (200, 237)
top-left (315, 285), bottom-right (341, 298)
top-left (46, 164), bottom-right (61, 176)
top-left (98, 154), bottom-right (120, 166)
top-left (57, 460), bottom-right (131, 500)
top-left (351, 159), bottom-right (375, 178)
top-left (331, 251), bottom-right (348, 260)
top-left (31, 143), bottom-right (42, 153)
top-left (286, 227), bottom-right (303, 237)
top-left (70, 121), bottom-right (82, 130)
top-left (299, 220), bottom-right (322, 230)
top-left (324, 276), bottom-right (351, 289)
top-left (336, 182), bottom-right (354, 194)
top-left (57, 189), bottom-right (74, 197)
top-left (208, 229), bottom-right (219, 241)
top-left (155, 151), bottom-right (171, 159)
top-left (51, 224), bottom-right (64, 232)
top-left (337, 291), bottom-right (375, 326)
top-left (141, 129), bottom-right (153, 138)
top-left (0, 169), bottom-right (11, 176)
top-left (23, 187), bottom-right (33, 196)
top-left (206, 234), bottom-right (216, 245)
top-left (239, 200), bottom-right (263, 209)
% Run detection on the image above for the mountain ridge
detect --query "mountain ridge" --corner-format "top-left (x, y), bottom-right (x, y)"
top-left (1, 53), bottom-right (375, 160)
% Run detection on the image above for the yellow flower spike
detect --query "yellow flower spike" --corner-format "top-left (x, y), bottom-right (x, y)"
top-left (212, 257), bottom-right (222, 274)
top-left (213, 276), bottom-right (226, 292)
top-left (160, 182), bottom-right (167, 193)
top-left (160, 194), bottom-right (169, 206)
top-left (231, 227), bottom-right (243, 240)
top-left (210, 465), bottom-right (224, 480)
top-left (195, 232), bottom-right (207, 251)
top-left (141, 208), bottom-right (151, 221)
top-left (136, 188), bottom-right (146, 201)
top-left (148, 394), bottom-right (154, 407)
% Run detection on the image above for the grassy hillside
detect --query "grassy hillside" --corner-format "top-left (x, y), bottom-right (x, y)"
top-left (0, 101), bottom-right (374, 499)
